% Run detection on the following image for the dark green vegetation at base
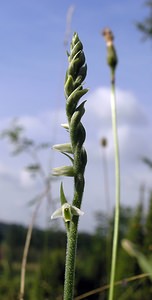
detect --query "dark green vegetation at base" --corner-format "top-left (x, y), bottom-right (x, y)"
top-left (0, 196), bottom-right (152, 300)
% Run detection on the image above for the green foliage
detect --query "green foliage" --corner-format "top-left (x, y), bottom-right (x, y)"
top-left (114, 204), bottom-right (142, 298)
top-left (137, 0), bottom-right (152, 41)
top-left (122, 239), bottom-right (152, 281)
top-left (115, 202), bottom-right (146, 299)
top-left (34, 249), bottom-right (65, 299)
top-left (144, 192), bottom-right (152, 254)
top-left (0, 194), bottom-right (152, 300)
top-left (0, 119), bottom-right (53, 299)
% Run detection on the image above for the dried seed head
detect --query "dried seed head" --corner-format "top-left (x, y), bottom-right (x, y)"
top-left (101, 138), bottom-right (107, 148)
top-left (102, 28), bottom-right (114, 46)
top-left (101, 27), bottom-right (118, 83)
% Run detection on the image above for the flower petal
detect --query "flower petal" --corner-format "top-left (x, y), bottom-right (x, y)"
top-left (61, 123), bottom-right (69, 130)
top-left (71, 205), bottom-right (84, 216)
top-left (53, 143), bottom-right (73, 154)
top-left (52, 166), bottom-right (74, 177)
top-left (51, 207), bottom-right (63, 219)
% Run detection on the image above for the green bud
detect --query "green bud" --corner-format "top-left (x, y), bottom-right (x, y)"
top-left (107, 45), bottom-right (117, 72)
top-left (75, 64), bottom-right (87, 85)
top-left (64, 75), bottom-right (75, 97)
top-left (70, 41), bottom-right (83, 61)
top-left (66, 87), bottom-right (88, 117)
top-left (71, 32), bottom-right (79, 49)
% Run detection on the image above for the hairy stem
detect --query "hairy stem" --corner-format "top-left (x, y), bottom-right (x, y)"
top-left (64, 218), bottom-right (78, 300)
top-left (64, 170), bottom-right (85, 299)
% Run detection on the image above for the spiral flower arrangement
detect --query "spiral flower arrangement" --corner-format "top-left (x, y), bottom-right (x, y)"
top-left (51, 32), bottom-right (88, 300)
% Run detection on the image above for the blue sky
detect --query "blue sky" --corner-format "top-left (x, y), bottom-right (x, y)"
top-left (1, 0), bottom-right (151, 116)
top-left (0, 0), bottom-right (152, 231)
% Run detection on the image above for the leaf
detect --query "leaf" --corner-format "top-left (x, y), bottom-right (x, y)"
top-left (60, 182), bottom-right (68, 205)
top-left (122, 239), bottom-right (152, 281)
top-left (61, 151), bottom-right (74, 163)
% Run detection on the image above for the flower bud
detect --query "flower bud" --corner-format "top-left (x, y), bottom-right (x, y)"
top-left (53, 143), bottom-right (73, 154)
top-left (61, 123), bottom-right (69, 130)
top-left (52, 165), bottom-right (74, 177)
top-left (102, 28), bottom-right (118, 83)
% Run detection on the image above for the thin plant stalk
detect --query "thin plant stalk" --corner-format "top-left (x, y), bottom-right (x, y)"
top-left (102, 28), bottom-right (120, 300)
top-left (74, 273), bottom-right (149, 300)
top-left (100, 138), bottom-right (111, 278)
top-left (19, 187), bottom-right (50, 300)
top-left (108, 82), bottom-right (120, 300)
top-left (0, 120), bottom-right (53, 299)
top-left (101, 138), bottom-right (111, 216)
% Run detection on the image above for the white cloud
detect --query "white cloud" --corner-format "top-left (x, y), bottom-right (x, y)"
top-left (86, 86), bottom-right (147, 128)
top-left (20, 169), bottom-right (36, 188)
top-left (85, 87), bottom-right (149, 162)
top-left (19, 109), bottom-right (66, 141)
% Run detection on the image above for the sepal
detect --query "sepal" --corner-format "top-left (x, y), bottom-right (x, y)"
top-left (60, 182), bottom-right (68, 205)
top-left (53, 143), bottom-right (73, 154)
top-left (51, 207), bottom-right (62, 219)
top-left (61, 123), bottom-right (69, 131)
top-left (52, 165), bottom-right (74, 177)
top-left (71, 206), bottom-right (84, 216)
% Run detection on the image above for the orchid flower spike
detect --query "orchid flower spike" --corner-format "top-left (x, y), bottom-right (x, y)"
top-left (51, 203), bottom-right (84, 223)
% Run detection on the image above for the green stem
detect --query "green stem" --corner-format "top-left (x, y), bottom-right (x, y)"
top-left (64, 172), bottom-right (85, 299)
top-left (64, 218), bottom-right (78, 300)
top-left (108, 81), bottom-right (120, 300)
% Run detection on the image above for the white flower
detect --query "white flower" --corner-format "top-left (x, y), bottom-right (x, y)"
top-left (52, 166), bottom-right (74, 177)
top-left (52, 143), bottom-right (73, 153)
top-left (51, 203), bottom-right (84, 222)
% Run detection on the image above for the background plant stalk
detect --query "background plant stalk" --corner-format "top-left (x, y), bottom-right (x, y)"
top-left (108, 81), bottom-right (120, 300)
